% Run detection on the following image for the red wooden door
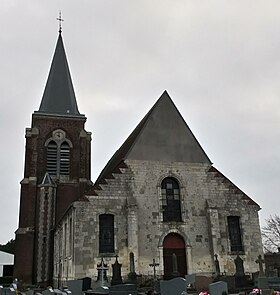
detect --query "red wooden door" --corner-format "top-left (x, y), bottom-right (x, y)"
top-left (163, 233), bottom-right (187, 279)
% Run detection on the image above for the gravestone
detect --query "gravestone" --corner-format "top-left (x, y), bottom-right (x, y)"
top-left (235, 255), bottom-right (245, 276)
top-left (53, 289), bottom-right (69, 295)
top-left (214, 254), bottom-right (221, 277)
top-left (149, 258), bottom-right (159, 280)
top-left (26, 290), bottom-right (34, 295)
top-left (85, 286), bottom-right (109, 295)
top-left (234, 255), bottom-right (249, 289)
top-left (2, 288), bottom-right (15, 295)
top-left (160, 277), bottom-right (187, 295)
top-left (111, 256), bottom-right (123, 286)
top-left (80, 277), bottom-right (92, 291)
top-left (255, 255), bottom-right (269, 290)
top-left (42, 288), bottom-right (54, 295)
top-left (209, 281), bottom-right (228, 295)
top-left (127, 252), bottom-right (137, 284)
top-left (67, 280), bottom-right (83, 295)
top-left (109, 284), bottom-right (137, 295)
top-left (185, 273), bottom-right (196, 288)
top-left (96, 258), bottom-right (109, 288)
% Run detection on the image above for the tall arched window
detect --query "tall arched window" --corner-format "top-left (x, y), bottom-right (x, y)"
top-left (99, 214), bottom-right (114, 254)
top-left (161, 177), bottom-right (182, 222)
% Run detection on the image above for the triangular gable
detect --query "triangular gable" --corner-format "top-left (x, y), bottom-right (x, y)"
top-left (94, 91), bottom-right (211, 186)
top-left (125, 91), bottom-right (211, 163)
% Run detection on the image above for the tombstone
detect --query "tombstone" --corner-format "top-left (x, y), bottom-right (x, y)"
top-left (160, 277), bottom-right (188, 295)
top-left (209, 281), bottom-right (228, 295)
top-left (127, 252), bottom-right (137, 284)
top-left (214, 254), bottom-right (221, 277)
top-left (42, 288), bottom-right (54, 295)
top-left (85, 286), bottom-right (109, 295)
top-left (53, 289), bottom-right (68, 295)
top-left (111, 256), bottom-right (123, 286)
top-left (67, 280), bottom-right (83, 295)
top-left (80, 277), bottom-right (92, 291)
top-left (171, 253), bottom-right (180, 278)
top-left (96, 258), bottom-right (109, 288)
top-left (185, 273), bottom-right (196, 288)
top-left (255, 255), bottom-right (269, 290)
top-left (10, 279), bottom-right (18, 295)
top-left (109, 284), bottom-right (137, 295)
top-left (149, 258), bottom-right (159, 280)
top-left (234, 255), bottom-right (245, 276)
top-left (234, 254), bottom-right (249, 288)
top-left (26, 290), bottom-right (34, 295)
top-left (2, 288), bottom-right (15, 295)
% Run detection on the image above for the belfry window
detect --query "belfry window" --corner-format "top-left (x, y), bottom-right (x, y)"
top-left (60, 142), bottom-right (70, 175)
top-left (99, 214), bottom-right (114, 254)
top-left (46, 139), bottom-right (71, 177)
top-left (47, 141), bottom-right (58, 176)
top-left (227, 216), bottom-right (243, 252)
top-left (161, 177), bottom-right (182, 222)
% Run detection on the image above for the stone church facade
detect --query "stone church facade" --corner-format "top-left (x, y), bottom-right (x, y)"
top-left (14, 31), bottom-right (263, 288)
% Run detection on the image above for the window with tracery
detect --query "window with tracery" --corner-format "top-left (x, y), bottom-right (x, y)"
top-left (99, 214), bottom-right (114, 254)
top-left (227, 216), bottom-right (243, 252)
top-left (161, 177), bottom-right (182, 222)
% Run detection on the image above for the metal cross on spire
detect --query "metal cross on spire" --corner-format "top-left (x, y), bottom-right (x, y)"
top-left (56, 11), bottom-right (64, 33)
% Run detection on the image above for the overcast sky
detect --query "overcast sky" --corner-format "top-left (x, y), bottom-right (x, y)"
top-left (0, 1), bottom-right (280, 244)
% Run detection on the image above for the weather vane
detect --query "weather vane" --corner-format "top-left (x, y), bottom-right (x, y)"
top-left (56, 11), bottom-right (64, 33)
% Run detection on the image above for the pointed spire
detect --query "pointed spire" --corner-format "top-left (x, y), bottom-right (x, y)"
top-left (38, 31), bottom-right (83, 116)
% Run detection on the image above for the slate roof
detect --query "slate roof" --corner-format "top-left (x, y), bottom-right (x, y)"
top-left (37, 32), bottom-right (83, 117)
top-left (93, 91), bottom-right (211, 187)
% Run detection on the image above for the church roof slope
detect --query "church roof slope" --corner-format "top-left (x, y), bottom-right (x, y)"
top-left (38, 33), bottom-right (83, 117)
top-left (94, 91), bottom-right (211, 185)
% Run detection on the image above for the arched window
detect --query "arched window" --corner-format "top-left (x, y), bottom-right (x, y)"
top-left (46, 140), bottom-right (71, 177)
top-left (99, 214), bottom-right (114, 254)
top-left (47, 141), bottom-right (58, 176)
top-left (161, 177), bottom-right (182, 222)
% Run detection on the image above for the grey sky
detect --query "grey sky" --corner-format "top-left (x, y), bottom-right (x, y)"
top-left (0, 1), bottom-right (280, 244)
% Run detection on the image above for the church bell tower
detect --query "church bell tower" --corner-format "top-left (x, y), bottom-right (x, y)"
top-left (14, 28), bottom-right (92, 285)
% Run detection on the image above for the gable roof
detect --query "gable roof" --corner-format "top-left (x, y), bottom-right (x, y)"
top-left (94, 91), bottom-right (211, 185)
top-left (37, 32), bottom-right (83, 117)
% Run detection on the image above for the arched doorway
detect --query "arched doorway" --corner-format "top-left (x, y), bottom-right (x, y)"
top-left (163, 233), bottom-right (187, 279)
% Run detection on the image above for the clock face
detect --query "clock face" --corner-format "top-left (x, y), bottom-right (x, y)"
top-left (53, 130), bottom-right (65, 140)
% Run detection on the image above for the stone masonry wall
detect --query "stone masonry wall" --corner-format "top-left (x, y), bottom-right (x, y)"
top-left (54, 159), bottom-right (263, 285)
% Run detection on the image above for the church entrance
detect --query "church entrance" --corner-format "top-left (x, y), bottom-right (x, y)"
top-left (163, 233), bottom-right (187, 279)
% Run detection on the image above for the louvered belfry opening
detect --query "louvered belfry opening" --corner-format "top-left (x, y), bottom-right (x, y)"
top-left (47, 141), bottom-right (58, 176)
top-left (46, 140), bottom-right (70, 177)
top-left (60, 142), bottom-right (70, 175)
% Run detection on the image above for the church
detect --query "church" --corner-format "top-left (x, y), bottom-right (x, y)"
top-left (14, 29), bottom-right (264, 288)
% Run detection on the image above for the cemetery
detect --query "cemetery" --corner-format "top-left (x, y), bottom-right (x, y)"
top-left (2, 253), bottom-right (280, 295)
